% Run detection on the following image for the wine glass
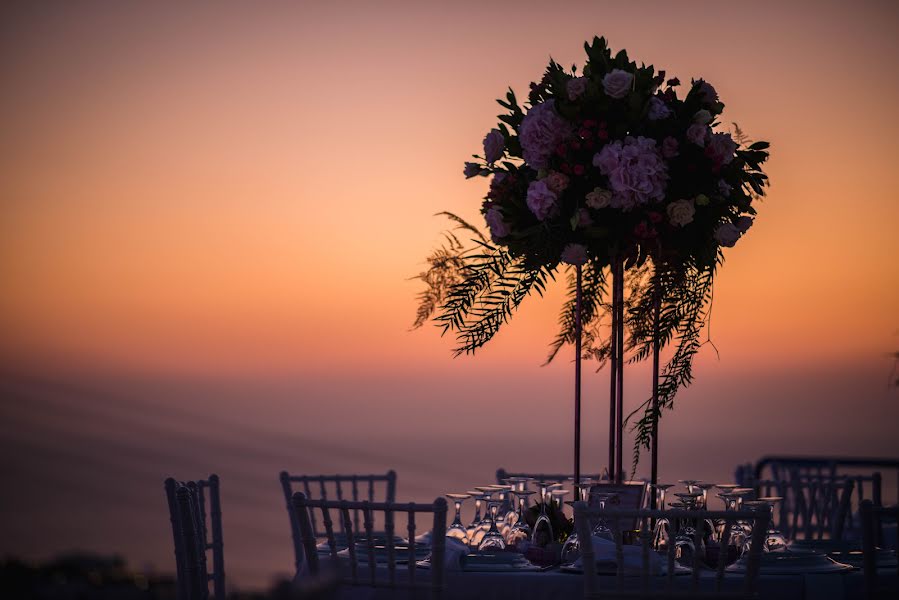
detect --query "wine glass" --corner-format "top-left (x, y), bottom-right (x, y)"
top-left (530, 482), bottom-right (555, 547)
top-left (590, 490), bottom-right (618, 541)
top-left (678, 479), bottom-right (700, 494)
top-left (672, 492), bottom-right (705, 565)
top-left (477, 502), bottom-right (507, 552)
top-left (738, 500), bottom-right (771, 555)
top-left (465, 490), bottom-right (487, 547)
top-left (696, 482), bottom-right (715, 509)
top-left (757, 496), bottom-right (788, 552)
top-left (506, 490), bottom-right (535, 549)
top-left (445, 493), bottom-right (471, 545)
top-left (650, 483), bottom-right (675, 510)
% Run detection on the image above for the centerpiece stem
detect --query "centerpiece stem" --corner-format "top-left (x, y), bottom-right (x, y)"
top-left (607, 259), bottom-right (618, 481)
top-left (615, 258), bottom-right (625, 484)
top-left (574, 263), bottom-right (583, 497)
top-left (650, 280), bottom-right (661, 507)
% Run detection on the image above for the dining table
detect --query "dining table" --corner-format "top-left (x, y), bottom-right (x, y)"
top-left (316, 562), bottom-right (897, 600)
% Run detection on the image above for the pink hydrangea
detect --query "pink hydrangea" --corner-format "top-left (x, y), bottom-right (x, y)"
top-left (519, 100), bottom-right (572, 169)
top-left (560, 243), bottom-right (588, 265)
top-left (705, 132), bottom-right (738, 167)
top-left (526, 180), bottom-right (558, 220)
top-left (483, 129), bottom-right (505, 164)
top-left (485, 206), bottom-right (511, 240)
top-left (592, 136), bottom-right (668, 210)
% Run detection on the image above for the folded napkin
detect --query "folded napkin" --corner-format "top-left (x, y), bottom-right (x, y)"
top-left (443, 538), bottom-right (469, 571)
top-left (574, 536), bottom-right (662, 575)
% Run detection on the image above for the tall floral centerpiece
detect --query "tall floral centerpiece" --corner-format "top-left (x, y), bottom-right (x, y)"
top-left (414, 37), bottom-right (770, 491)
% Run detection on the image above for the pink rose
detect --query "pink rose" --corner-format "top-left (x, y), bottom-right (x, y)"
top-left (705, 132), bottom-right (738, 167)
top-left (543, 171), bottom-right (570, 194)
top-left (485, 206), bottom-right (510, 240)
top-left (661, 136), bottom-right (679, 159)
top-left (526, 180), bottom-right (558, 221)
top-left (602, 69), bottom-right (633, 99)
top-left (736, 216), bottom-right (753, 234)
top-left (686, 123), bottom-right (709, 147)
top-left (567, 76), bottom-right (587, 101)
top-left (560, 243), bottom-right (588, 266)
top-left (714, 223), bottom-right (741, 247)
top-left (483, 129), bottom-right (505, 164)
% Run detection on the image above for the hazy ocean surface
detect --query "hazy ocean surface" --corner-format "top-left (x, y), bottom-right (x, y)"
top-left (1, 361), bottom-right (896, 591)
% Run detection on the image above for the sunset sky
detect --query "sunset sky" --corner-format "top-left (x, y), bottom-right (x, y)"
top-left (1, 0), bottom-right (898, 589)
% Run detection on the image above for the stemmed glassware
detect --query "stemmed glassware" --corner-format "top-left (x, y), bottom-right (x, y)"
top-left (672, 491), bottom-right (705, 565)
top-left (506, 490), bottom-right (535, 549)
top-left (465, 490), bottom-right (488, 548)
top-left (445, 493), bottom-right (471, 545)
top-left (590, 490), bottom-right (619, 541)
top-left (757, 496), bottom-right (788, 552)
top-left (477, 502), bottom-right (507, 552)
top-left (531, 481), bottom-right (555, 547)
top-left (560, 484), bottom-right (591, 564)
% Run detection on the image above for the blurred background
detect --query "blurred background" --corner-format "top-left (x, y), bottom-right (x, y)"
top-left (1, 0), bottom-right (897, 592)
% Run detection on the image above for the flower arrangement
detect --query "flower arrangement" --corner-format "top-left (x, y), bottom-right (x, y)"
top-left (414, 37), bottom-right (770, 469)
top-left (465, 37), bottom-right (768, 271)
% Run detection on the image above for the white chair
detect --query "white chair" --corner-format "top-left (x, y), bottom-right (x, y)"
top-left (280, 470), bottom-right (397, 574)
top-left (164, 475), bottom-right (225, 600)
top-left (291, 492), bottom-right (448, 599)
top-left (756, 476), bottom-right (855, 541)
top-left (860, 500), bottom-right (899, 600)
top-left (573, 501), bottom-right (770, 599)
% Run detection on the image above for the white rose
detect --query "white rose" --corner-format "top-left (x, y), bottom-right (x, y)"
top-left (666, 199), bottom-right (695, 227)
top-left (585, 187), bottom-right (612, 209)
top-left (693, 109), bottom-right (713, 125)
top-left (602, 69), bottom-right (633, 99)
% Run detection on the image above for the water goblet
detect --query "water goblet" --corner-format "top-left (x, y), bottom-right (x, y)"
top-left (465, 490), bottom-right (487, 547)
top-left (531, 482), bottom-right (555, 547)
top-left (445, 493), bottom-right (471, 545)
top-left (477, 502), bottom-right (507, 552)
top-left (678, 480), bottom-right (700, 494)
top-left (650, 483), bottom-right (675, 510)
top-left (589, 490), bottom-right (619, 541)
top-left (506, 490), bottom-right (535, 549)
top-left (757, 496), bottom-right (788, 552)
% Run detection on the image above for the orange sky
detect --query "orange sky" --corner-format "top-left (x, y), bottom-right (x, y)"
top-left (1, 0), bottom-right (897, 378)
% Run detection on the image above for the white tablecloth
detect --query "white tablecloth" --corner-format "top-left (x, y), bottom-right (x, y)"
top-left (322, 566), bottom-right (896, 600)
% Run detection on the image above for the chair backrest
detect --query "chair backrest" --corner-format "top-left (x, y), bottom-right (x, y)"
top-left (752, 456), bottom-right (896, 505)
top-left (291, 492), bottom-right (447, 600)
top-left (280, 471), bottom-right (397, 575)
top-left (573, 502), bottom-right (770, 599)
top-left (756, 477), bottom-right (855, 541)
top-left (164, 475), bottom-right (225, 600)
top-left (860, 500), bottom-right (899, 600)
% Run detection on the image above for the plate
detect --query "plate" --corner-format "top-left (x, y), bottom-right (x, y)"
top-left (726, 549), bottom-right (853, 574)
top-left (462, 552), bottom-right (543, 572)
top-left (559, 561), bottom-right (690, 576)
